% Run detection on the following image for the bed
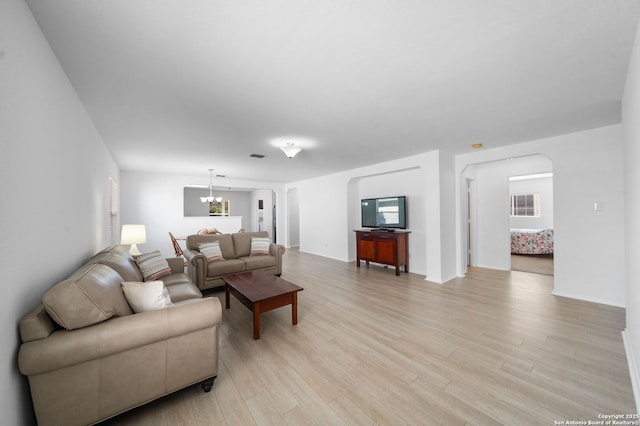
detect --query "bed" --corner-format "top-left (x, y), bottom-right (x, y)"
top-left (510, 228), bottom-right (554, 254)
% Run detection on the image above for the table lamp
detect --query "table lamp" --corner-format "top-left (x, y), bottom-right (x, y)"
top-left (120, 224), bottom-right (146, 256)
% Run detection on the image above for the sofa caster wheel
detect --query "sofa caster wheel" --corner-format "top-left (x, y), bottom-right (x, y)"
top-left (201, 376), bottom-right (216, 392)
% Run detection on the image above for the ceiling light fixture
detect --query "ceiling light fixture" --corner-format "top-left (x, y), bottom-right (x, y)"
top-left (280, 142), bottom-right (302, 158)
top-left (200, 169), bottom-right (222, 203)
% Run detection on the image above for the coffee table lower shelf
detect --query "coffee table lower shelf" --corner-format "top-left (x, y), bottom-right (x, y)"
top-left (223, 272), bottom-right (303, 340)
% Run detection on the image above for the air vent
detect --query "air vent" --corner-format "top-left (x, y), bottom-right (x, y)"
top-left (250, 153), bottom-right (265, 158)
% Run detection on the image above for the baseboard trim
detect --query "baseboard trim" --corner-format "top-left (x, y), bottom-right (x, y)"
top-left (551, 289), bottom-right (625, 308)
top-left (622, 330), bottom-right (640, 413)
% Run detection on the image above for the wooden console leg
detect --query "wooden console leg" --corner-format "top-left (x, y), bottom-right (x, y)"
top-left (253, 303), bottom-right (261, 340)
top-left (292, 292), bottom-right (298, 325)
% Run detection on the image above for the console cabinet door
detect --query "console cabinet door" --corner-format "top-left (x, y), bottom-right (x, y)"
top-left (375, 239), bottom-right (396, 264)
top-left (359, 239), bottom-right (376, 260)
top-left (355, 230), bottom-right (410, 276)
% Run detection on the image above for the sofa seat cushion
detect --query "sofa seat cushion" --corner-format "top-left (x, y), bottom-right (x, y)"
top-left (43, 263), bottom-right (133, 330)
top-left (241, 255), bottom-right (276, 271)
top-left (207, 259), bottom-right (246, 277)
top-left (161, 272), bottom-right (190, 286)
top-left (165, 282), bottom-right (202, 303)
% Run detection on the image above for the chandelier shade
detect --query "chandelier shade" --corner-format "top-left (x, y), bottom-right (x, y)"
top-left (201, 169), bottom-right (222, 203)
top-left (280, 142), bottom-right (301, 158)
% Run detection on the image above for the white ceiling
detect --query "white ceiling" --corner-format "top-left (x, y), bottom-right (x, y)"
top-left (26, 0), bottom-right (640, 183)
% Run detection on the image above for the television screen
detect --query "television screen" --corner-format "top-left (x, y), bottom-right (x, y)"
top-left (361, 196), bottom-right (407, 229)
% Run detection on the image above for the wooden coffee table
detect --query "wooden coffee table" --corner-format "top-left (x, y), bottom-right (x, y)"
top-left (223, 271), bottom-right (303, 340)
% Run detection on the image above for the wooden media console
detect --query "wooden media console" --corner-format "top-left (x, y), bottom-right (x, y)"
top-left (354, 229), bottom-right (410, 276)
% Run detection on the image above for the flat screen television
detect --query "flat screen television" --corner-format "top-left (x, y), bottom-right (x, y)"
top-left (361, 196), bottom-right (407, 229)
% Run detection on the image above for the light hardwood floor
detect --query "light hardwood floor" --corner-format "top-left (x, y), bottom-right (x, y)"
top-left (104, 249), bottom-right (634, 425)
top-left (511, 254), bottom-right (554, 276)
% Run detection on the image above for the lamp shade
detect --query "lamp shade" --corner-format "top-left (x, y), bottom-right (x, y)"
top-left (121, 224), bottom-right (146, 255)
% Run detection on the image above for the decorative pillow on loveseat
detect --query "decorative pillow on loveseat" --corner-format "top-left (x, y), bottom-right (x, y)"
top-left (121, 281), bottom-right (172, 313)
top-left (250, 237), bottom-right (271, 256)
top-left (198, 241), bottom-right (225, 262)
top-left (134, 250), bottom-right (172, 281)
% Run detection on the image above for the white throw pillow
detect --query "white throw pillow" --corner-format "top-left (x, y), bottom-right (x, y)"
top-left (250, 237), bottom-right (271, 256)
top-left (121, 281), bottom-right (172, 313)
top-left (198, 241), bottom-right (225, 262)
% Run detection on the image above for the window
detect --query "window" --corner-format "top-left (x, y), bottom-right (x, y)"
top-left (510, 193), bottom-right (540, 217)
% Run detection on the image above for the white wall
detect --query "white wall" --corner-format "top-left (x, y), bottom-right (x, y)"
top-left (290, 151), bottom-right (458, 282)
top-left (287, 188), bottom-right (300, 247)
top-left (296, 172), bottom-right (352, 261)
top-left (120, 171), bottom-right (284, 257)
top-left (509, 176), bottom-right (554, 230)
top-left (439, 151), bottom-right (458, 283)
top-left (251, 189), bottom-right (275, 237)
top-left (424, 150), bottom-right (457, 283)
top-left (0, 1), bottom-right (120, 423)
top-left (457, 125), bottom-right (626, 307)
top-left (622, 14), bottom-right (640, 412)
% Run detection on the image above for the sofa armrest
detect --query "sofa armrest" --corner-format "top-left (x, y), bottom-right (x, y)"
top-left (19, 303), bottom-right (56, 343)
top-left (184, 248), bottom-right (206, 289)
top-left (270, 243), bottom-right (286, 274)
top-left (166, 257), bottom-right (185, 273)
top-left (183, 248), bottom-right (205, 267)
top-left (19, 297), bottom-right (222, 376)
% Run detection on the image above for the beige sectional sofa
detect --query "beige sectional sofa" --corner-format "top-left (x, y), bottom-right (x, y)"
top-left (184, 231), bottom-right (285, 291)
top-left (18, 245), bottom-right (221, 426)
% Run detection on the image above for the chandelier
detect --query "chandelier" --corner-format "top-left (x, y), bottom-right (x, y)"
top-left (200, 169), bottom-right (222, 203)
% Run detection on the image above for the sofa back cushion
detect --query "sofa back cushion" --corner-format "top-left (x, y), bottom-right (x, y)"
top-left (188, 234), bottom-right (236, 259)
top-left (87, 247), bottom-right (144, 282)
top-left (233, 231), bottom-right (270, 257)
top-left (43, 263), bottom-right (133, 330)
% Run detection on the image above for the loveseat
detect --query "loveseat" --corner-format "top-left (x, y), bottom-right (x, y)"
top-left (18, 245), bottom-right (221, 426)
top-left (184, 231), bottom-right (285, 291)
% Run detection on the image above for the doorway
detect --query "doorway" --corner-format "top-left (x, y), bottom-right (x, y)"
top-left (463, 154), bottom-right (553, 274)
top-left (509, 172), bottom-right (554, 275)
